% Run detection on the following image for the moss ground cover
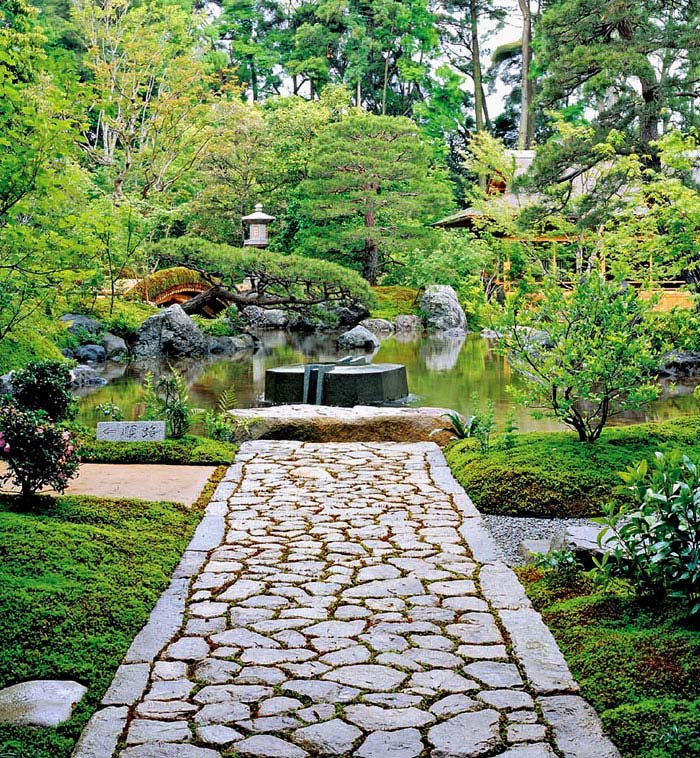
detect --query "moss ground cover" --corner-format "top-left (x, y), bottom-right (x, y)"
top-left (0, 493), bottom-right (202, 757)
top-left (370, 285), bottom-right (420, 320)
top-left (518, 567), bottom-right (700, 758)
top-left (76, 434), bottom-right (238, 464)
top-left (445, 417), bottom-right (700, 517)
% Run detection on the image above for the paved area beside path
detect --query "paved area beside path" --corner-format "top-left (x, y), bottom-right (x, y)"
top-left (75, 441), bottom-right (620, 758)
top-left (1, 463), bottom-right (216, 506)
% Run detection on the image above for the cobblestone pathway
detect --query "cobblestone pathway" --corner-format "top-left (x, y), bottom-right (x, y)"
top-left (75, 441), bottom-right (619, 758)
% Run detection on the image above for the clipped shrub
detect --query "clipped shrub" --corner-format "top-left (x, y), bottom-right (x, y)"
top-left (0, 405), bottom-right (80, 498)
top-left (9, 360), bottom-right (77, 422)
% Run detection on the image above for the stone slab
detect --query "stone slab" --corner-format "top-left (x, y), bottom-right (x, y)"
top-left (72, 706), bottom-right (128, 758)
top-left (538, 695), bottom-right (621, 757)
top-left (97, 421), bottom-right (166, 442)
top-left (102, 663), bottom-right (151, 706)
top-left (0, 679), bottom-right (87, 727)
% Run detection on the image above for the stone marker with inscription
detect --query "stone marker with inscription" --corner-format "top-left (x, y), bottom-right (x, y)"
top-left (96, 421), bottom-right (166, 442)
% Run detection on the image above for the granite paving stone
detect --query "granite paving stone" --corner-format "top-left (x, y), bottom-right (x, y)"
top-left (76, 441), bottom-right (616, 758)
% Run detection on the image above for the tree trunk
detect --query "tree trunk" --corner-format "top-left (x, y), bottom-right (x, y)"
top-left (363, 196), bottom-right (378, 285)
top-left (517, 0), bottom-right (534, 148)
top-left (469, 0), bottom-right (485, 132)
top-left (639, 76), bottom-right (660, 150)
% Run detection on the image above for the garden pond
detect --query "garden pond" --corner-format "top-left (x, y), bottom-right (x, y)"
top-left (76, 330), bottom-right (700, 434)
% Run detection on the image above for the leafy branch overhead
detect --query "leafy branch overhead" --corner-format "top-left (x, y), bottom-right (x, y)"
top-left (149, 237), bottom-right (375, 315)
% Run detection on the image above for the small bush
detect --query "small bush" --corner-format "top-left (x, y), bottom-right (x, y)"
top-left (0, 406), bottom-right (80, 498)
top-left (9, 360), bottom-right (76, 422)
top-left (595, 453), bottom-right (700, 618)
top-left (141, 369), bottom-right (194, 439)
top-left (76, 435), bottom-right (237, 465)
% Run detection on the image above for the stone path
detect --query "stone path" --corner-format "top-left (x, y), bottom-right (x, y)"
top-left (75, 441), bottom-right (619, 758)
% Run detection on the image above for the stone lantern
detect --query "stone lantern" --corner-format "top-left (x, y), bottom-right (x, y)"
top-left (242, 203), bottom-right (275, 248)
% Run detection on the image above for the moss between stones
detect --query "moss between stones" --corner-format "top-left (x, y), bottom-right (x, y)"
top-left (518, 567), bottom-right (700, 758)
top-left (0, 492), bottom-right (203, 758)
top-left (445, 417), bottom-right (700, 518)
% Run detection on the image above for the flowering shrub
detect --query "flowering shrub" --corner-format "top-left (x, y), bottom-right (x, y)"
top-left (10, 360), bottom-right (77, 422)
top-left (0, 405), bottom-right (80, 498)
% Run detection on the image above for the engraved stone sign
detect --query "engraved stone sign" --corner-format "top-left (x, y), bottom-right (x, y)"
top-left (96, 421), bottom-right (166, 442)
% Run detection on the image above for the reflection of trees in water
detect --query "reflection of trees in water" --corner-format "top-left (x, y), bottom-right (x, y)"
top-left (75, 331), bottom-right (700, 431)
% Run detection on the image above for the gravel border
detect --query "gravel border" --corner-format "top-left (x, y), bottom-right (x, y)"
top-left (482, 515), bottom-right (598, 566)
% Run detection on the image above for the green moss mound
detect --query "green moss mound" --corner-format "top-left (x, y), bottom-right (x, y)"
top-left (0, 493), bottom-right (201, 757)
top-left (76, 434), bottom-right (237, 464)
top-left (371, 285), bottom-right (420, 320)
top-left (0, 324), bottom-right (66, 375)
top-left (445, 417), bottom-right (700, 517)
top-left (519, 568), bottom-right (700, 758)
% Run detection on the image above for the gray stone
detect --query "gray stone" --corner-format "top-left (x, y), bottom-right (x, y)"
top-left (69, 364), bottom-right (107, 388)
top-left (394, 315), bottom-right (423, 332)
top-left (496, 747), bottom-right (556, 758)
top-left (60, 313), bottom-right (102, 335)
top-left (478, 563), bottom-right (531, 610)
top-left (360, 318), bottom-right (395, 334)
top-left (344, 705), bottom-right (435, 731)
top-left (194, 701), bottom-right (251, 724)
top-left (258, 697), bottom-right (304, 716)
top-left (283, 680), bottom-right (360, 703)
top-left (408, 670), bottom-right (477, 694)
top-left (362, 693), bottom-right (423, 708)
top-left (96, 421), bottom-right (166, 442)
top-left (132, 304), bottom-right (209, 359)
top-left (507, 723), bottom-right (547, 742)
top-left (324, 664), bottom-right (407, 691)
top-left (429, 694), bottom-right (481, 717)
top-left (102, 331), bottom-right (128, 359)
top-left (196, 724), bottom-right (244, 745)
top-left (293, 718), bottom-right (363, 754)
top-left (102, 663), bottom-right (150, 705)
top-left (463, 661), bottom-right (522, 688)
top-left (337, 325), bottom-right (380, 350)
top-left (194, 685), bottom-right (273, 704)
top-left (164, 636), bottom-right (210, 661)
top-left (75, 343), bottom-right (106, 362)
top-left (0, 679), bottom-right (87, 727)
top-left (499, 609), bottom-right (578, 695)
top-left (135, 700), bottom-right (198, 720)
top-left (126, 719), bottom-right (191, 744)
top-left (538, 695), bottom-right (621, 758)
top-left (305, 620), bottom-right (366, 637)
top-left (244, 306), bottom-right (289, 329)
top-left (446, 614), bottom-right (503, 645)
top-left (193, 659), bottom-right (242, 685)
top-left (235, 734), bottom-right (309, 757)
top-left (478, 690), bottom-right (534, 711)
top-left (427, 710), bottom-right (501, 757)
top-left (72, 706), bottom-right (127, 758)
top-left (355, 728), bottom-right (424, 757)
top-left (120, 745), bottom-right (221, 758)
top-left (420, 285), bottom-right (467, 332)
top-left (343, 577), bottom-right (424, 599)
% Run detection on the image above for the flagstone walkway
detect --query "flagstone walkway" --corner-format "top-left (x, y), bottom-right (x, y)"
top-left (74, 441), bottom-right (619, 758)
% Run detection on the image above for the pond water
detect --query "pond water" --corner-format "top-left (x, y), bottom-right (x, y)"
top-left (76, 331), bottom-right (700, 434)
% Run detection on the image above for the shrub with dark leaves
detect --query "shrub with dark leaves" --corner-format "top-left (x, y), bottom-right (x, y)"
top-left (10, 360), bottom-right (77, 422)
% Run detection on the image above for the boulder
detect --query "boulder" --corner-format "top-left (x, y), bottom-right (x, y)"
top-left (61, 348), bottom-right (75, 360)
top-left (480, 328), bottom-right (501, 340)
top-left (550, 524), bottom-right (617, 569)
top-left (75, 344), bottom-right (106, 363)
top-left (334, 304), bottom-right (370, 328)
top-left (394, 314), bottom-right (423, 332)
top-left (360, 318), bottom-right (394, 335)
top-left (132, 304), bottom-right (209, 359)
top-left (337, 326), bottom-right (380, 350)
top-left (102, 332), bottom-right (128, 360)
top-left (208, 334), bottom-right (260, 355)
top-left (0, 679), bottom-right (87, 727)
top-left (243, 306), bottom-right (289, 329)
top-left (59, 313), bottom-right (103, 337)
top-left (70, 365), bottom-right (107, 388)
top-left (0, 374), bottom-right (12, 396)
top-left (420, 285), bottom-right (468, 332)
top-left (226, 405), bottom-right (458, 446)
top-left (660, 350), bottom-right (700, 378)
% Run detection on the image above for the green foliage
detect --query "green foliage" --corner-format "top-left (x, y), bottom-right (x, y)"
top-left (594, 453), bottom-right (700, 618)
top-left (440, 397), bottom-right (495, 453)
top-left (76, 435), bottom-right (237, 465)
top-left (94, 402), bottom-right (124, 421)
top-left (141, 368), bottom-right (194, 439)
top-left (498, 273), bottom-right (664, 442)
top-left (201, 386), bottom-right (255, 443)
top-left (0, 493), bottom-right (200, 756)
top-left (294, 113), bottom-right (454, 283)
top-left (0, 323), bottom-right (66, 374)
top-left (10, 360), bottom-right (76, 422)
top-left (650, 308), bottom-right (700, 354)
top-left (150, 237), bottom-right (375, 315)
top-left (370, 286), bottom-right (420, 320)
top-left (519, 568), bottom-right (700, 758)
top-left (0, 405), bottom-right (79, 498)
top-left (445, 418), bottom-right (700, 517)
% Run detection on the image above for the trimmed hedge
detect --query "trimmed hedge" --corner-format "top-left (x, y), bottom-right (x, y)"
top-left (76, 435), bottom-right (238, 465)
top-left (518, 567), bottom-right (700, 758)
top-left (445, 417), bottom-right (700, 517)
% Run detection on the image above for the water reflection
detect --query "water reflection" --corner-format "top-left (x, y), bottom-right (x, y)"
top-left (77, 331), bottom-right (700, 434)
